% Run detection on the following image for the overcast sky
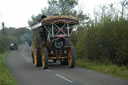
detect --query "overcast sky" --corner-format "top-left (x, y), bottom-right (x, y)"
top-left (0, 0), bottom-right (121, 29)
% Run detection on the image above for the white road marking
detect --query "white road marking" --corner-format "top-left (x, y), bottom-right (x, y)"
top-left (23, 57), bottom-right (31, 62)
top-left (22, 54), bottom-right (24, 57)
top-left (88, 70), bottom-right (92, 72)
top-left (22, 52), bottom-right (31, 62)
top-left (56, 74), bottom-right (73, 83)
top-left (46, 70), bottom-right (51, 72)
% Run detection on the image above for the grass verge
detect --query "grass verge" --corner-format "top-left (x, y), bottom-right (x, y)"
top-left (0, 51), bottom-right (18, 85)
top-left (76, 59), bottom-right (128, 80)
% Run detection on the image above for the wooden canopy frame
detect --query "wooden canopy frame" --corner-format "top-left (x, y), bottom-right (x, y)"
top-left (41, 15), bottom-right (79, 25)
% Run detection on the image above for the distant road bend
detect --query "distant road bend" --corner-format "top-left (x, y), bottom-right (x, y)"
top-left (6, 44), bottom-right (128, 85)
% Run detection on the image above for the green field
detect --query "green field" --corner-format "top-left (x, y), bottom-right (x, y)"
top-left (76, 59), bottom-right (128, 80)
top-left (0, 51), bottom-right (17, 85)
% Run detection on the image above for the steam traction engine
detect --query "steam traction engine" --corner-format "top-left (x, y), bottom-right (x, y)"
top-left (31, 15), bottom-right (79, 69)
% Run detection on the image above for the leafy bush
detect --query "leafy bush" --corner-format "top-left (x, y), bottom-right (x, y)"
top-left (73, 18), bottom-right (128, 66)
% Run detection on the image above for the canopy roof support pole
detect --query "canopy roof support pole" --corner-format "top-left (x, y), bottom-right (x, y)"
top-left (67, 24), bottom-right (70, 36)
top-left (43, 24), bottom-right (52, 37)
top-left (52, 23), bottom-right (54, 37)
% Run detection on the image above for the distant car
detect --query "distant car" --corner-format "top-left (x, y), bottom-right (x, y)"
top-left (10, 43), bottom-right (18, 50)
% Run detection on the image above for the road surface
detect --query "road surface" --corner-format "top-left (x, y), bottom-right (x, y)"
top-left (6, 44), bottom-right (128, 85)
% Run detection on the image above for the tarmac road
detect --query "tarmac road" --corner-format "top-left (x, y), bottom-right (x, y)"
top-left (6, 44), bottom-right (128, 85)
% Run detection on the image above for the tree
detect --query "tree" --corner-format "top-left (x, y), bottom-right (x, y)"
top-left (120, 0), bottom-right (128, 18)
top-left (28, 0), bottom-right (89, 27)
top-left (28, 14), bottom-right (42, 26)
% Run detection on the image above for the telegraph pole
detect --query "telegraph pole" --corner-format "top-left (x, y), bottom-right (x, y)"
top-left (2, 22), bottom-right (5, 35)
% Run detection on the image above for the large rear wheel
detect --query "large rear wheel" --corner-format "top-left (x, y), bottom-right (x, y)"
top-left (33, 38), bottom-right (42, 67)
top-left (33, 39), bottom-right (37, 65)
top-left (36, 47), bottom-right (42, 67)
top-left (41, 47), bottom-right (48, 69)
top-left (68, 47), bottom-right (75, 68)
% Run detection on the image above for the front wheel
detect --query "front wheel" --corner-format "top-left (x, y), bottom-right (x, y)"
top-left (41, 47), bottom-right (48, 69)
top-left (68, 47), bottom-right (75, 68)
